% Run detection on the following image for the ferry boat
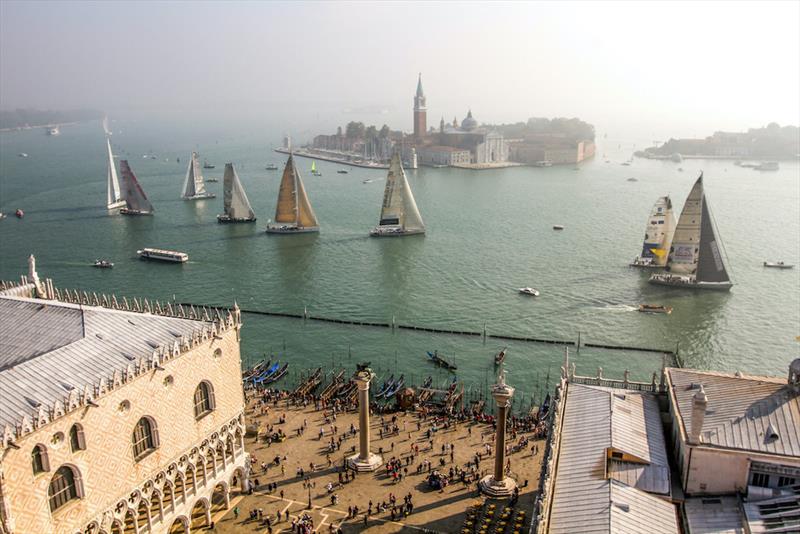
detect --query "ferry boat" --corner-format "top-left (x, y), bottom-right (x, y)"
top-left (638, 304), bottom-right (672, 314)
top-left (763, 261), bottom-right (794, 269)
top-left (137, 248), bottom-right (189, 263)
top-left (518, 287), bottom-right (540, 296)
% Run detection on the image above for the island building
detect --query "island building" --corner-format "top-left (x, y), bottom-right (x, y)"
top-left (507, 135), bottom-right (596, 165)
top-left (0, 257), bottom-right (247, 534)
top-left (532, 353), bottom-right (800, 533)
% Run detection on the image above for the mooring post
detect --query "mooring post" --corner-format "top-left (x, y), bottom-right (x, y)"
top-left (577, 331), bottom-right (581, 352)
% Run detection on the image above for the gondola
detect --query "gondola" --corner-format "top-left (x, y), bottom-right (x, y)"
top-left (426, 351), bottom-right (457, 371)
top-left (494, 347), bottom-right (507, 366)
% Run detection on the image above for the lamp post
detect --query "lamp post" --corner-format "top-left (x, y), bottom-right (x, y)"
top-left (479, 370), bottom-right (518, 497)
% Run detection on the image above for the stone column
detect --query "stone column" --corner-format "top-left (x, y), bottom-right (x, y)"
top-left (347, 369), bottom-right (382, 472)
top-left (480, 371), bottom-right (517, 497)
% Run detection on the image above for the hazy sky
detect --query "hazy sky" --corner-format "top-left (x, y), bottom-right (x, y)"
top-left (1, 1), bottom-right (798, 137)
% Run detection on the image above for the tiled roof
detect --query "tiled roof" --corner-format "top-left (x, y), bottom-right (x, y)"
top-left (548, 383), bottom-right (678, 533)
top-left (668, 368), bottom-right (800, 457)
top-left (0, 295), bottom-right (212, 431)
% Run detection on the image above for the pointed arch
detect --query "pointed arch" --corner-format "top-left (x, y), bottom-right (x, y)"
top-left (122, 509), bottom-right (136, 534)
top-left (168, 516), bottom-right (189, 534)
top-left (161, 480), bottom-right (175, 514)
top-left (210, 482), bottom-right (229, 514)
top-left (32, 443), bottom-right (50, 475)
top-left (174, 473), bottom-right (186, 505)
top-left (136, 498), bottom-right (150, 533)
top-left (149, 490), bottom-right (163, 525)
top-left (190, 498), bottom-right (210, 530)
top-left (48, 464), bottom-right (83, 512)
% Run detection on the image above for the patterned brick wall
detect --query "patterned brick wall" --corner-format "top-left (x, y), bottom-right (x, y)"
top-left (1, 327), bottom-right (245, 534)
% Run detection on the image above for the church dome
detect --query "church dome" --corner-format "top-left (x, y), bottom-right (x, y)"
top-left (461, 110), bottom-right (478, 131)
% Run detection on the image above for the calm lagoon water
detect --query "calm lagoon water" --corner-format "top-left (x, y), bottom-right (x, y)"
top-left (1, 119), bottom-right (798, 404)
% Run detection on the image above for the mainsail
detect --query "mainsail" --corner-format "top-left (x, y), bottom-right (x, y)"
top-left (375, 153), bottom-right (424, 233)
top-left (182, 152), bottom-right (209, 198)
top-left (106, 139), bottom-right (124, 209)
top-left (273, 155), bottom-right (319, 229)
top-left (638, 196), bottom-right (676, 266)
top-left (663, 173), bottom-right (731, 285)
top-left (102, 115), bottom-right (112, 136)
top-left (222, 163), bottom-right (256, 220)
top-left (119, 160), bottom-right (154, 213)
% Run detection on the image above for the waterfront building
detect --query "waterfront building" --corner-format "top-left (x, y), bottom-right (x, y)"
top-left (0, 259), bottom-right (247, 534)
top-left (508, 136), bottom-right (596, 165)
top-left (533, 356), bottom-right (800, 533)
top-left (417, 145), bottom-right (471, 166)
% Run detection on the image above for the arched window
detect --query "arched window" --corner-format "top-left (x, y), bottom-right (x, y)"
top-left (193, 382), bottom-right (216, 419)
top-left (132, 417), bottom-right (159, 460)
top-left (32, 444), bottom-right (50, 474)
top-left (48, 465), bottom-right (82, 512)
top-left (69, 423), bottom-right (86, 452)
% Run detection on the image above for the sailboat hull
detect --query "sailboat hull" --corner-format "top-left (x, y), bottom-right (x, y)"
top-left (370, 226), bottom-right (425, 237)
top-left (120, 208), bottom-right (153, 216)
top-left (648, 274), bottom-right (732, 291)
top-left (266, 224), bottom-right (319, 234)
top-left (183, 193), bottom-right (216, 200)
top-left (217, 215), bottom-right (257, 224)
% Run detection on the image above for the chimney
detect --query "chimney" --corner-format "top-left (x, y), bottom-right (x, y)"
top-left (688, 385), bottom-right (708, 445)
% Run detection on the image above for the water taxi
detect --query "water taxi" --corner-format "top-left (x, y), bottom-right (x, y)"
top-left (137, 248), bottom-right (188, 263)
top-left (518, 287), bottom-right (540, 296)
top-left (553, 225), bottom-right (564, 230)
top-left (763, 261), bottom-right (794, 269)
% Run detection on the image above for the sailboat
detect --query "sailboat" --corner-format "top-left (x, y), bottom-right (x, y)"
top-left (181, 152), bottom-right (215, 200)
top-left (102, 115), bottom-right (112, 136)
top-left (630, 196), bottom-right (676, 267)
top-left (370, 152), bottom-right (425, 237)
top-left (266, 155), bottom-right (320, 234)
top-left (119, 160), bottom-right (154, 216)
top-left (311, 161), bottom-right (321, 176)
top-left (217, 163), bottom-right (257, 223)
top-left (105, 139), bottom-right (126, 210)
top-left (649, 173), bottom-right (732, 290)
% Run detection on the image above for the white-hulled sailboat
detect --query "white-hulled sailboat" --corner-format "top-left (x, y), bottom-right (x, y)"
top-left (630, 195), bottom-right (676, 267)
top-left (266, 155), bottom-right (319, 234)
top-left (649, 173), bottom-right (732, 290)
top-left (106, 139), bottom-right (126, 210)
top-left (217, 163), bottom-right (257, 223)
top-left (119, 160), bottom-right (154, 216)
top-left (370, 152), bottom-right (425, 237)
top-left (181, 152), bottom-right (215, 200)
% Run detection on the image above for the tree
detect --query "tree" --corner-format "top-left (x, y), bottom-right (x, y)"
top-left (345, 121), bottom-right (366, 139)
top-left (379, 124), bottom-right (391, 138)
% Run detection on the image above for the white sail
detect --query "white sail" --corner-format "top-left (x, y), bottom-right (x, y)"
top-left (222, 163), bottom-right (256, 220)
top-left (665, 179), bottom-right (703, 275)
top-left (106, 139), bottom-right (124, 209)
top-left (120, 160), bottom-right (154, 213)
top-left (102, 115), bottom-right (112, 136)
top-left (374, 153), bottom-right (424, 234)
top-left (271, 155), bottom-right (319, 229)
top-left (637, 196), bottom-right (676, 266)
top-left (182, 152), bottom-right (209, 199)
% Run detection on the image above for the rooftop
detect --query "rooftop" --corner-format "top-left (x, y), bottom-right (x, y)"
top-left (667, 368), bottom-right (800, 457)
top-left (548, 382), bottom-right (678, 534)
top-left (0, 294), bottom-right (213, 433)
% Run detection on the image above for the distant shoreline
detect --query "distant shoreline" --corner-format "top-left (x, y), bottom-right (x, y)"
top-left (0, 120), bottom-right (81, 133)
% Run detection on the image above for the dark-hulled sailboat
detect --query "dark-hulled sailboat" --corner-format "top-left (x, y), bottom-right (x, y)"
top-left (119, 160), bottom-right (154, 216)
top-left (217, 163), bottom-right (256, 223)
top-left (370, 152), bottom-right (425, 237)
top-left (266, 155), bottom-right (320, 233)
top-left (649, 173), bottom-right (732, 290)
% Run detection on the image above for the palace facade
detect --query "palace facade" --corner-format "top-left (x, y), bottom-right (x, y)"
top-left (0, 258), bottom-right (247, 534)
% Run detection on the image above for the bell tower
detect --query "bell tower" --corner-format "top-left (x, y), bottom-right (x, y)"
top-left (413, 73), bottom-right (427, 140)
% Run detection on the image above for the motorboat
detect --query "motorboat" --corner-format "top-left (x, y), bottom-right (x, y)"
top-left (266, 164), bottom-right (278, 170)
top-left (518, 287), bottom-right (540, 296)
top-left (638, 304), bottom-right (672, 314)
top-left (763, 261), bottom-right (794, 269)
top-left (362, 179), bottom-right (374, 184)
top-left (203, 160), bottom-right (215, 169)
top-left (627, 177), bottom-right (638, 182)
top-left (17, 152), bottom-right (28, 158)
top-left (756, 161), bottom-right (779, 171)
top-left (15, 209), bottom-right (24, 219)
top-left (337, 169), bottom-right (349, 174)
top-left (93, 259), bottom-right (114, 269)
top-left (533, 160), bottom-right (553, 167)
top-left (494, 348), bottom-right (507, 366)
top-left (553, 225), bottom-right (564, 230)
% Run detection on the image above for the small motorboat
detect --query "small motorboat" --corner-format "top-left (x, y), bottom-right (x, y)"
top-left (266, 164), bottom-right (278, 170)
top-left (337, 169), bottom-right (349, 174)
top-left (553, 225), bottom-right (564, 230)
top-left (627, 177), bottom-right (638, 182)
top-left (362, 179), bottom-right (373, 184)
top-left (494, 348), bottom-right (507, 366)
top-left (14, 209), bottom-right (24, 219)
top-left (206, 177), bottom-right (219, 183)
top-left (638, 304), bottom-right (672, 314)
top-left (0, 212), bottom-right (6, 220)
top-left (518, 287), bottom-right (540, 296)
top-left (763, 261), bottom-right (794, 269)
top-left (203, 160), bottom-right (215, 169)
top-left (17, 152), bottom-right (28, 158)
top-left (93, 259), bottom-right (114, 269)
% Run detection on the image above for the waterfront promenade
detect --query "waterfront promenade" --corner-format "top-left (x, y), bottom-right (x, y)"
top-left (213, 392), bottom-right (545, 533)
